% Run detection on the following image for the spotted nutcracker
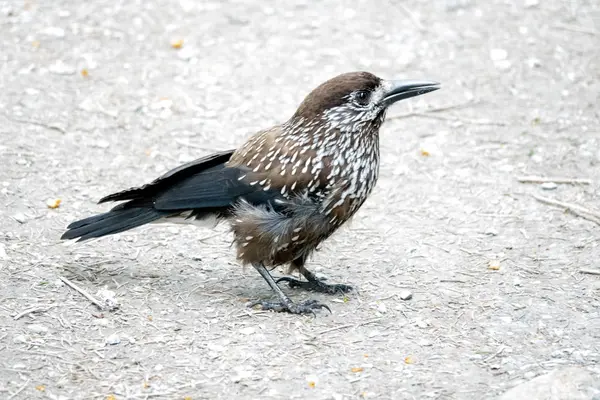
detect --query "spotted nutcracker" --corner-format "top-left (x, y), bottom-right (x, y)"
top-left (61, 71), bottom-right (440, 314)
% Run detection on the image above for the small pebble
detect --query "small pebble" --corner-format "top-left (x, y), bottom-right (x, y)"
top-left (13, 334), bottom-right (28, 343)
top-left (40, 27), bottom-right (65, 37)
top-left (524, 371), bottom-right (537, 379)
top-left (399, 290), bottom-right (413, 300)
top-left (28, 324), bottom-right (49, 334)
top-left (13, 213), bottom-right (27, 223)
top-left (415, 318), bottom-right (429, 328)
top-left (484, 228), bottom-right (499, 236)
top-left (495, 60), bottom-right (512, 71)
top-left (524, 0), bottom-right (539, 8)
top-left (490, 48), bottom-right (508, 61)
top-left (49, 60), bottom-right (76, 75)
top-left (513, 278), bottom-right (522, 286)
top-left (0, 243), bottom-right (7, 260)
top-left (94, 318), bottom-right (109, 326)
top-left (540, 182), bottom-right (557, 190)
top-left (97, 288), bottom-right (119, 311)
top-left (526, 57), bottom-right (541, 68)
top-left (105, 333), bottom-right (120, 345)
top-left (92, 140), bottom-right (110, 149)
top-left (239, 327), bottom-right (255, 335)
top-left (177, 46), bottom-right (197, 60)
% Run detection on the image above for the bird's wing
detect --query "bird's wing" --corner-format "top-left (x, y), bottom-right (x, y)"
top-left (95, 149), bottom-right (278, 212)
top-left (99, 149), bottom-right (236, 204)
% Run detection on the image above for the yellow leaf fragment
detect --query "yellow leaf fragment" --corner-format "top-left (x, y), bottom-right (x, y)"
top-left (488, 259), bottom-right (501, 270)
top-left (351, 367), bottom-right (364, 373)
top-left (81, 68), bottom-right (89, 77)
top-left (36, 385), bottom-right (45, 391)
top-left (147, 315), bottom-right (153, 321)
top-left (420, 148), bottom-right (431, 157)
top-left (306, 374), bottom-right (318, 388)
top-left (143, 381), bottom-right (150, 389)
top-left (184, 397), bottom-right (192, 400)
top-left (171, 39), bottom-right (184, 49)
top-left (106, 395), bottom-right (117, 400)
top-left (404, 355), bottom-right (415, 364)
top-left (46, 198), bottom-right (61, 209)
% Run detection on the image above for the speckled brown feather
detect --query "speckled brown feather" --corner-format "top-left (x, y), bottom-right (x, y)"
top-left (227, 127), bottom-right (334, 269)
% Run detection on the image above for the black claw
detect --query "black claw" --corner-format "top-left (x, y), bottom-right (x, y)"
top-left (248, 299), bottom-right (331, 315)
top-left (276, 276), bottom-right (353, 294)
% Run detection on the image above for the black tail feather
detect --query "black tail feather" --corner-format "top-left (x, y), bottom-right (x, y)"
top-left (61, 208), bottom-right (167, 242)
top-left (61, 149), bottom-right (249, 242)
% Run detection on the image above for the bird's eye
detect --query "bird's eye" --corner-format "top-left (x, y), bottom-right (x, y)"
top-left (355, 91), bottom-right (370, 106)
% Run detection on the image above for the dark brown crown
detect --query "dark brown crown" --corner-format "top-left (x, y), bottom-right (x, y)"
top-left (292, 72), bottom-right (382, 120)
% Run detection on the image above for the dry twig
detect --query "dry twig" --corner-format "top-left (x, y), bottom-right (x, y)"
top-left (483, 346), bottom-right (505, 363)
top-left (518, 176), bottom-right (591, 185)
top-left (532, 194), bottom-right (600, 226)
top-left (397, 4), bottom-right (425, 31)
top-left (5, 115), bottom-right (66, 134)
top-left (8, 380), bottom-right (30, 400)
top-left (579, 269), bottom-right (600, 276)
top-left (313, 317), bottom-right (383, 337)
top-left (552, 23), bottom-right (598, 35)
top-left (13, 305), bottom-right (57, 320)
top-left (59, 276), bottom-right (105, 310)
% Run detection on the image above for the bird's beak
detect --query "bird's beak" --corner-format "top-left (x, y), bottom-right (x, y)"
top-left (380, 80), bottom-right (440, 107)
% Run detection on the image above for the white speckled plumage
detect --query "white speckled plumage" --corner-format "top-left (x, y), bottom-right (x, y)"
top-left (227, 72), bottom-right (390, 268)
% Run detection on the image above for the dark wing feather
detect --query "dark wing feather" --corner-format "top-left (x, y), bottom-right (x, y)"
top-left (152, 164), bottom-right (281, 210)
top-left (99, 149), bottom-right (236, 204)
top-left (98, 147), bottom-right (282, 211)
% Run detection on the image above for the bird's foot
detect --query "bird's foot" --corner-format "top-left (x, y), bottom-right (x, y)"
top-left (249, 299), bottom-right (331, 315)
top-left (276, 276), bottom-right (353, 294)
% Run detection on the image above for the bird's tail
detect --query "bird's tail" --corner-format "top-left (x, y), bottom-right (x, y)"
top-left (61, 149), bottom-right (237, 242)
top-left (61, 206), bottom-right (168, 242)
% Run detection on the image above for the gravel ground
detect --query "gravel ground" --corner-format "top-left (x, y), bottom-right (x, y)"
top-left (1, 0), bottom-right (599, 399)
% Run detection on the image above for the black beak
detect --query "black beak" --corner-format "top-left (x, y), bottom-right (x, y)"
top-left (380, 80), bottom-right (440, 107)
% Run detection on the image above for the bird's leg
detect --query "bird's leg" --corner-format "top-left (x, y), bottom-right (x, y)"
top-left (276, 259), bottom-right (353, 294)
top-left (249, 263), bottom-right (331, 315)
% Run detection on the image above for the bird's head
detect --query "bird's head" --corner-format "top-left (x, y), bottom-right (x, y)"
top-left (291, 71), bottom-right (440, 131)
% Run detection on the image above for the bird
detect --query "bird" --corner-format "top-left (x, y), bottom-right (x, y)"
top-left (61, 71), bottom-right (440, 314)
